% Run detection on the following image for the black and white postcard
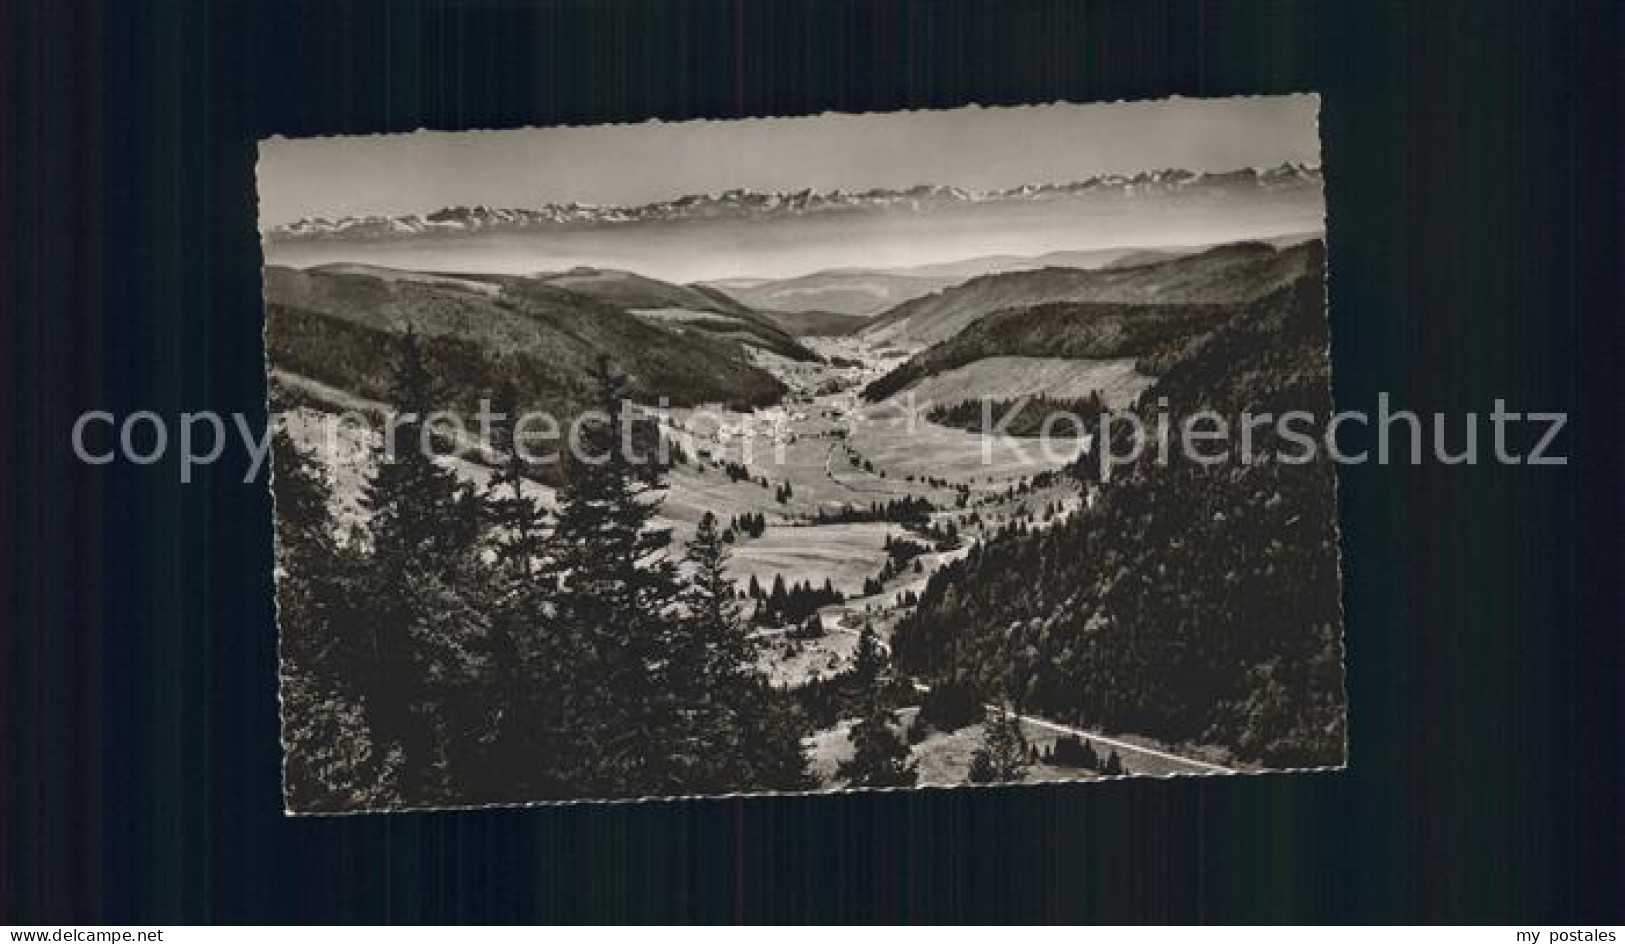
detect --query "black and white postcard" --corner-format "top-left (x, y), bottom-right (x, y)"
top-left (262, 95), bottom-right (1346, 813)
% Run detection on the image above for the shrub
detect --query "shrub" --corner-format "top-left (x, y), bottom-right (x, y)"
top-left (1050, 734), bottom-right (1100, 770)
top-left (917, 679), bottom-right (984, 733)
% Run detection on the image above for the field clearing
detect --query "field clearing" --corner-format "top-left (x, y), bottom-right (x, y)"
top-left (821, 439), bottom-right (968, 501)
top-left (659, 462), bottom-right (795, 531)
top-left (752, 627), bottom-right (859, 688)
top-left (724, 522), bottom-right (897, 598)
top-left (847, 401), bottom-right (1084, 483)
top-left (665, 405), bottom-right (962, 511)
top-left (904, 355), bottom-right (1154, 409)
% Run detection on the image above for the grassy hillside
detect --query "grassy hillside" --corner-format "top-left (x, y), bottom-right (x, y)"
top-left (904, 356), bottom-right (1154, 410)
top-left (263, 265), bottom-right (788, 418)
top-left (862, 240), bottom-right (1321, 348)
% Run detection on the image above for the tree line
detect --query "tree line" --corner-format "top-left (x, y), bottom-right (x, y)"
top-left (745, 573), bottom-right (845, 626)
top-left (807, 495), bottom-right (936, 526)
top-left (925, 391), bottom-right (1109, 438)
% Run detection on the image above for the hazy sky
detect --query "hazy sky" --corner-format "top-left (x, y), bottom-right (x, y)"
top-left (257, 95), bottom-right (1319, 228)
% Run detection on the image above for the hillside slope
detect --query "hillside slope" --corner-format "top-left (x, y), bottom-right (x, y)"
top-left (861, 240), bottom-right (1321, 349)
top-left (530, 267), bottom-right (817, 361)
top-left (862, 297), bottom-right (1245, 401)
top-left (891, 264), bottom-right (1344, 768)
top-left (704, 271), bottom-right (964, 317)
top-left (699, 250), bottom-right (1155, 318)
top-left (263, 265), bottom-right (788, 418)
top-left (756, 310), bottom-right (872, 336)
top-left (902, 356), bottom-right (1155, 410)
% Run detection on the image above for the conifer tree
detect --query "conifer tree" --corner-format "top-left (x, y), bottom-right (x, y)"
top-left (966, 704), bottom-right (1032, 784)
top-left (363, 328), bottom-right (481, 566)
top-left (354, 328), bottom-right (491, 805)
top-left (273, 421), bottom-right (398, 810)
top-left (853, 623), bottom-right (883, 686)
top-left (682, 511), bottom-right (744, 666)
top-left (838, 700), bottom-right (916, 789)
top-left (966, 750), bottom-right (996, 784)
top-left (669, 511), bottom-right (811, 792)
top-left (272, 423), bottom-right (338, 574)
top-left (547, 356), bottom-right (685, 797)
top-left (672, 513), bottom-right (751, 726)
top-left (474, 382), bottom-right (573, 801)
top-left (484, 381), bottom-right (548, 577)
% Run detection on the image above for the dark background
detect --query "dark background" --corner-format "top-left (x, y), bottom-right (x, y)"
top-left (3, 0), bottom-right (1621, 924)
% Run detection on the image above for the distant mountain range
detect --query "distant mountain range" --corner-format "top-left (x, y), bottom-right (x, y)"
top-left (264, 164), bottom-right (1323, 243)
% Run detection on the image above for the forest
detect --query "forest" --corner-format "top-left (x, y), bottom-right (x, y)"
top-left (891, 261), bottom-right (1347, 768)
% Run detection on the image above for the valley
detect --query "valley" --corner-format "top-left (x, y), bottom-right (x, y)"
top-left (279, 320), bottom-right (1228, 785)
top-left (272, 230), bottom-right (1338, 802)
top-left (263, 99), bottom-right (1347, 813)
